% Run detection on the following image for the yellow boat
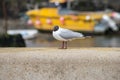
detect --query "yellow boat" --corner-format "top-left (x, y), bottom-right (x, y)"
top-left (26, 0), bottom-right (112, 33)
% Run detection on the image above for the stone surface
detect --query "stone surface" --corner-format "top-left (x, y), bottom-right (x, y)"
top-left (0, 48), bottom-right (120, 80)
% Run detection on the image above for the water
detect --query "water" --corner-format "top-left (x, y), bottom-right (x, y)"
top-left (25, 33), bottom-right (120, 48)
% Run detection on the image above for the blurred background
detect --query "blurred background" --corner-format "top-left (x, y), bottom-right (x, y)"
top-left (0, 0), bottom-right (120, 47)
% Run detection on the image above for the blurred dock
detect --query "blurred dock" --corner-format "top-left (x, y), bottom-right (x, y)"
top-left (0, 48), bottom-right (120, 80)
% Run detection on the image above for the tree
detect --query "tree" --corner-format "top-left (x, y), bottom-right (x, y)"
top-left (2, 0), bottom-right (8, 34)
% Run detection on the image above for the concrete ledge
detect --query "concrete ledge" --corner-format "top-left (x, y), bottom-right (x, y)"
top-left (0, 48), bottom-right (120, 80)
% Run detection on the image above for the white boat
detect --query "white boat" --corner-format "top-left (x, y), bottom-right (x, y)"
top-left (7, 29), bottom-right (38, 39)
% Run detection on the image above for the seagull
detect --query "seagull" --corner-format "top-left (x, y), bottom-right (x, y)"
top-left (52, 26), bottom-right (90, 49)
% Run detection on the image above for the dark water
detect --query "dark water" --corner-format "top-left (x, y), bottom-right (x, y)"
top-left (25, 33), bottom-right (120, 48)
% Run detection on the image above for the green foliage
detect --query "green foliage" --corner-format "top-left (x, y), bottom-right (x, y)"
top-left (0, 34), bottom-right (26, 47)
top-left (36, 0), bottom-right (42, 2)
top-left (0, 0), bottom-right (48, 18)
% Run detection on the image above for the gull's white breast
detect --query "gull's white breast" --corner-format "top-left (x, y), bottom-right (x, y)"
top-left (53, 31), bottom-right (67, 41)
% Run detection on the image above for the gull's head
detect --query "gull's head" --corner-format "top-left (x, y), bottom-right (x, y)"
top-left (53, 25), bottom-right (59, 31)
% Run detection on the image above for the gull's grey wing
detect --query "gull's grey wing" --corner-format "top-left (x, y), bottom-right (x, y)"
top-left (59, 29), bottom-right (84, 40)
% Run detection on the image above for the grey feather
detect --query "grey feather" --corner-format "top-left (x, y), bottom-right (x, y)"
top-left (59, 29), bottom-right (84, 40)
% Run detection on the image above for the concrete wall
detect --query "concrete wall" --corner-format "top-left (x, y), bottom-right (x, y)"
top-left (0, 48), bottom-right (120, 80)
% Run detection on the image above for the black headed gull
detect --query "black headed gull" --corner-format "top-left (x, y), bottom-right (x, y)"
top-left (52, 26), bottom-right (89, 49)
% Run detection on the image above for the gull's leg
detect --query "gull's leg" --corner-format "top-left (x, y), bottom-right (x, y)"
top-left (59, 41), bottom-right (65, 49)
top-left (64, 41), bottom-right (67, 49)
top-left (62, 41), bottom-right (65, 49)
